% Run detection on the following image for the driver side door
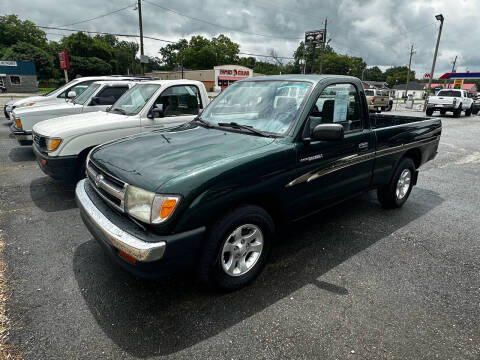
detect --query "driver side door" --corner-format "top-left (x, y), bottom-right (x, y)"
top-left (142, 84), bottom-right (203, 130)
top-left (287, 82), bottom-right (375, 218)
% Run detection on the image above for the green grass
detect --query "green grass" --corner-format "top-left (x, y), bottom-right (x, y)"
top-left (39, 87), bottom-right (56, 94)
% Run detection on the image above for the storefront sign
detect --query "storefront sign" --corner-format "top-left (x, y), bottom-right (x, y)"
top-left (58, 50), bottom-right (70, 70)
top-left (0, 61), bottom-right (17, 67)
top-left (219, 69), bottom-right (250, 76)
top-left (453, 79), bottom-right (463, 89)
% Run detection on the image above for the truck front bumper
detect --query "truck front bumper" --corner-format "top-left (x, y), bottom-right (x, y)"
top-left (10, 124), bottom-right (32, 143)
top-left (75, 179), bottom-right (205, 277)
top-left (33, 143), bottom-right (78, 181)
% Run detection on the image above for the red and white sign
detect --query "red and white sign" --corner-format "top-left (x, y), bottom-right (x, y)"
top-left (58, 49), bottom-right (70, 70)
top-left (424, 73), bottom-right (431, 79)
top-left (219, 68), bottom-right (250, 76)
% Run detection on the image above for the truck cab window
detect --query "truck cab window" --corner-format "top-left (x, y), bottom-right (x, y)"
top-left (310, 83), bottom-right (362, 133)
top-left (153, 85), bottom-right (201, 116)
top-left (93, 86), bottom-right (129, 105)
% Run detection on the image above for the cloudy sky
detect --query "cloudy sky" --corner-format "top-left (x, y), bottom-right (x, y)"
top-left (6, 0), bottom-right (479, 78)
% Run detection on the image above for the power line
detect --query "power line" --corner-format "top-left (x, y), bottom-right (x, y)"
top-left (61, 3), bottom-right (136, 27)
top-left (38, 25), bottom-right (294, 60)
top-left (142, 0), bottom-right (302, 41)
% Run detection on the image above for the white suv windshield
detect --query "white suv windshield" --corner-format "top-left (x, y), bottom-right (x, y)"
top-left (200, 80), bottom-right (312, 135)
top-left (110, 84), bottom-right (161, 115)
top-left (73, 83), bottom-right (101, 105)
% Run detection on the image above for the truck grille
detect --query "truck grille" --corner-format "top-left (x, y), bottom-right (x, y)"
top-left (86, 159), bottom-right (127, 213)
top-left (33, 133), bottom-right (47, 151)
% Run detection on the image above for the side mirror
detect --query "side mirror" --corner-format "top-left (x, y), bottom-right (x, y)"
top-left (148, 105), bottom-right (164, 119)
top-left (311, 123), bottom-right (344, 141)
top-left (67, 91), bottom-right (77, 99)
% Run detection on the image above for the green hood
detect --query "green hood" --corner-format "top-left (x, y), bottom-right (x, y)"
top-left (90, 124), bottom-right (276, 193)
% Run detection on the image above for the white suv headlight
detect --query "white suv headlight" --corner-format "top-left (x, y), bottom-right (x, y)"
top-left (16, 101), bottom-right (36, 108)
top-left (125, 185), bottom-right (180, 224)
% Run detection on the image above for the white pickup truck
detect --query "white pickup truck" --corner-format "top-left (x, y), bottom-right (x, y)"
top-left (10, 80), bottom-right (137, 145)
top-left (426, 89), bottom-right (473, 117)
top-left (32, 79), bottom-right (209, 182)
top-left (4, 75), bottom-right (146, 121)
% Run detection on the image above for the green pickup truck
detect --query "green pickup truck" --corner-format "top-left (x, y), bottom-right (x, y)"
top-left (75, 75), bottom-right (441, 290)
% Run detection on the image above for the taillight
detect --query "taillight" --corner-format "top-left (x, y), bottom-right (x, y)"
top-left (370, 98), bottom-right (375, 104)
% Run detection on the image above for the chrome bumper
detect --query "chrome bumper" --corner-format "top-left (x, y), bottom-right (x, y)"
top-left (75, 179), bottom-right (166, 262)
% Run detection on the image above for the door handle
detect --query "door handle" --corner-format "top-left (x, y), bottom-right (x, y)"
top-left (358, 142), bottom-right (369, 150)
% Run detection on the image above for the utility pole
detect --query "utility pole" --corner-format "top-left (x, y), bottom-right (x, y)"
top-left (424, 14), bottom-right (444, 110)
top-left (319, 18), bottom-right (327, 74)
top-left (405, 44), bottom-right (415, 98)
top-left (137, 0), bottom-right (145, 75)
top-left (444, 55), bottom-right (457, 88)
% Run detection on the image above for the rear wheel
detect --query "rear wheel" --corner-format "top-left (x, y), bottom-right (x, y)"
top-left (199, 205), bottom-right (274, 291)
top-left (440, 109), bottom-right (446, 115)
top-left (377, 157), bottom-right (415, 209)
top-left (426, 108), bottom-right (434, 116)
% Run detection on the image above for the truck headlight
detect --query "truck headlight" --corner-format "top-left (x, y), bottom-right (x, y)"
top-left (14, 117), bottom-right (22, 130)
top-left (125, 185), bottom-right (180, 224)
top-left (46, 137), bottom-right (62, 152)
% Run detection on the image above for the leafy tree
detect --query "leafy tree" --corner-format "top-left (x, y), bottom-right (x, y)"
top-left (60, 32), bottom-right (112, 61)
top-left (158, 35), bottom-right (240, 70)
top-left (363, 66), bottom-right (385, 81)
top-left (2, 41), bottom-right (55, 80)
top-left (0, 15), bottom-right (47, 49)
top-left (384, 66), bottom-right (415, 87)
top-left (67, 56), bottom-right (112, 78)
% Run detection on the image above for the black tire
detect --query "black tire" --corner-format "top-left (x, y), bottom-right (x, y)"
top-left (426, 108), bottom-right (434, 116)
top-left (377, 157), bottom-right (416, 209)
top-left (440, 109), bottom-right (446, 115)
top-left (76, 152), bottom-right (88, 180)
top-left (465, 106), bottom-right (472, 116)
top-left (198, 205), bottom-right (274, 291)
top-left (454, 105), bottom-right (462, 118)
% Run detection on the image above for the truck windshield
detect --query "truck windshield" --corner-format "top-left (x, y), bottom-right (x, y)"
top-left (437, 90), bottom-right (462, 97)
top-left (200, 80), bottom-right (312, 135)
top-left (110, 84), bottom-right (161, 115)
top-left (73, 83), bottom-right (101, 105)
top-left (364, 90), bottom-right (374, 96)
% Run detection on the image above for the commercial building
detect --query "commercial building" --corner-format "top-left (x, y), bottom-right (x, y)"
top-left (0, 60), bottom-right (38, 93)
top-left (392, 82), bottom-right (427, 99)
top-left (147, 65), bottom-right (259, 92)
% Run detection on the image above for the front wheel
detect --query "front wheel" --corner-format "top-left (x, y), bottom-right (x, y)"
top-left (440, 109), bottom-right (446, 115)
top-left (198, 205), bottom-right (274, 290)
top-left (465, 106), bottom-right (472, 116)
top-left (377, 157), bottom-right (415, 209)
top-left (426, 108), bottom-right (434, 116)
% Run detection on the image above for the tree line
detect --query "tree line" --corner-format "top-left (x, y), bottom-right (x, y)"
top-left (1, 14), bottom-right (417, 87)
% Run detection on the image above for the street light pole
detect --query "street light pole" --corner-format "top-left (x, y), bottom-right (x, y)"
top-left (424, 14), bottom-right (444, 110)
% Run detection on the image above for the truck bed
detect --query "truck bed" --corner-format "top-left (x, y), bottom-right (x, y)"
top-left (370, 113), bottom-right (435, 129)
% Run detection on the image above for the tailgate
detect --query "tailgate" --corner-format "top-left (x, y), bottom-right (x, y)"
top-left (429, 96), bottom-right (454, 105)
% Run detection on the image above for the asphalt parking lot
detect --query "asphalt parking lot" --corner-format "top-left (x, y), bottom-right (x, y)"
top-left (1, 110), bottom-right (480, 359)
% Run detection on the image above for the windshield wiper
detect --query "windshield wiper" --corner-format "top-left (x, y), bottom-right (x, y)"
top-left (192, 116), bottom-right (213, 128)
top-left (110, 108), bottom-right (126, 115)
top-left (217, 122), bottom-right (274, 138)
